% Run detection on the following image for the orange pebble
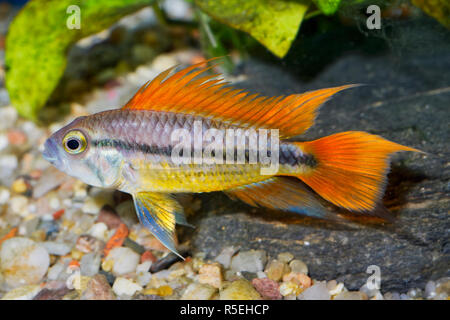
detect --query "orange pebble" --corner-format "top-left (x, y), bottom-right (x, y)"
top-left (52, 209), bottom-right (65, 220)
top-left (68, 260), bottom-right (80, 269)
top-left (140, 250), bottom-right (157, 263)
top-left (282, 272), bottom-right (312, 288)
top-left (103, 223), bottom-right (128, 257)
top-left (7, 129), bottom-right (27, 145)
top-left (0, 227), bottom-right (18, 246)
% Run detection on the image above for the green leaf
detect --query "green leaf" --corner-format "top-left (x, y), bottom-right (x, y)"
top-left (313, 0), bottom-right (341, 15)
top-left (412, 0), bottom-right (450, 28)
top-left (5, 0), bottom-right (153, 121)
top-left (195, 0), bottom-right (310, 58)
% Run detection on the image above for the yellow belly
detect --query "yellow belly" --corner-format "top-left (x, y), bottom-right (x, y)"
top-left (119, 159), bottom-right (272, 193)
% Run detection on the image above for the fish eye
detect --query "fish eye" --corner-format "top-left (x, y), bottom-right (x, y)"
top-left (62, 130), bottom-right (87, 154)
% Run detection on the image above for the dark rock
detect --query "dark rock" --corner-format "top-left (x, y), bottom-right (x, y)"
top-left (150, 246), bottom-right (190, 273)
top-left (188, 17), bottom-right (450, 292)
top-left (98, 270), bottom-right (116, 286)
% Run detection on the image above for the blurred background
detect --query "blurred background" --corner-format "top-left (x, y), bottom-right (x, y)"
top-left (0, 0), bottom-right (448, 300)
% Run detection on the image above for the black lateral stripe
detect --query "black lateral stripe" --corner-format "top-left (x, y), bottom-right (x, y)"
top-left (92, 139), bottom-right (317, 166)
top-left (92, 139), bottom-right (173, 156)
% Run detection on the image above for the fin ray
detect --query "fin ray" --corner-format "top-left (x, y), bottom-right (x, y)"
top-left (225, 177), bottom-right (338, 220)
top-left (291, 131), bottom-right (421, 212)
top-left (132, 192), bottom-right (185, 258)
top-left (122, 58), bottom-right (355, 138)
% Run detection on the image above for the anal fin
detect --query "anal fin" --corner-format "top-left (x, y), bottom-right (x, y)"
top-left (225, 177), bottom-right (338, 220)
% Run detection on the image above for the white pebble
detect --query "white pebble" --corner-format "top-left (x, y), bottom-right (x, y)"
top-left (425, 280), bottom-right (436, 299)
top-left (9, 196), bottom-right (29, 216)
top-left (0, 237), bottom-right (50, 288)
top-left (137, 272), bottom-right (152, 287)
top-left (0, 187), bottom-right (10, 205)
top-left (88, 222), bottom-right (108, 241)
top-left (106, 247), bottom-right (140, 276)
top-left (0, 134), bottom-right (8, 152)
top-left (112, 277), bottom-right (142, 297)
top-left (0, 106), bottom-right (18, 130)
top-left (136, 261), bottom-right (152, 273)
top-left (40, 241), bottom-right (72, 256)
top-left (82, 197), bottom-right (103, 215)
top-left (299, 282), bottom-right (331, 300)
top-left (214, 246), bottom-right (238, 269)
top-left (1, 285), bottom-right (41, 300)
top-left (230, 250), bottom-right (267, 273)
top-left (329, 282), bottom-right (345, 295)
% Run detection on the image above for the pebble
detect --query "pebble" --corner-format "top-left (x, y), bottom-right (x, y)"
top-left (81, 274), bottom-right (116, 300)
top-left (282, 272), bottom-right (312, 288)
top-left (105, 247), bottom-right (140, 276)
top-left (198, 263), bottom-right (223, 289)
top-left (33, 287), bottom-right (70, 300)
top-left (0, 134), bottom-right (7, 152)
top-left (96, 205), bottom-right (122, 229)
top-left (0, 106), bottom-right (18, 130)
top-left (136, 261), bottom-right (152, 273)
top-left (82, 197), bottom-right (105, 215)
top-left (181, 283), bottom-right (217, 300)
top-left (75, 234), bottom-right (104, 253)
top-left (334, 291), bottom-right (368, 300)
top-left (80, 252), bottom-right (101, 276)
top-left (220, 280), bottom-right (262, 300)
top-left (0, 186), bottom-right (10, 205)
top-left (47, 259), bottom-right (69, 281)
top-left (251, 278), bottom-right (282, 300)
top-left (435, 277), bottom-right (450, 299)
top-left (327, 280), bottom-right (345, 296)
top-left (11, 178), bottom-right (28, 194)
top-left (41, 241), bottom-right (72, 256)
top-left (265, 259), bottom-right (289, 282)
top-left (112, 277), bottom-right (142, 296)
top-left (88, 222), bottom-right (109, 241)
top-left (137, 271), bottom-right (152, 287)
top-left (1, 284), bottom-right (41, 300)
top-left (9, 195), bottom-right (29, 216)
top-left (383, 291), bottom-right (401, 300)
top-left (277, 252), bottom-right (294, 264)
top-left (289, 259), bottom-right (308, 274)
top-left (279, 281), bottom-right (302, 296)
top-left (424, 280), bottom-right (436, 299)
top-left (0, 154), bottom-right (18, 183)
top-left (0, 237), bottom-right (50, 288)
top-left (230, 250), bottom-right (267, 273)
top-left (32, 167), bottom-right (69, 198)
top-left (214, 246), bottom-right (238, 268)
top-left (298, 282), bottom-right (331, 300)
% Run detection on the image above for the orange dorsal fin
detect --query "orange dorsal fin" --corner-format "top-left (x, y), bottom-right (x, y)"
top-left (122, 58), bottom-right (356, 138)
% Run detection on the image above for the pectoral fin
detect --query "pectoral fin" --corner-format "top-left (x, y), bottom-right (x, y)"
top-left (132, 192), bottom-right (185, 258)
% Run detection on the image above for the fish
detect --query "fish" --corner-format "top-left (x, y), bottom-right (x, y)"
top-left (42, 58), bottom-right (420, 257)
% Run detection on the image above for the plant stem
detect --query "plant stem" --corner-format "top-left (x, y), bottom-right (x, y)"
top-left (305, 10), bottom-right (322, 20)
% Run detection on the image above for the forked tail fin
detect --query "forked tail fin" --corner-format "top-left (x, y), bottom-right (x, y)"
top-left (291, 131), bottom-right (421, 212)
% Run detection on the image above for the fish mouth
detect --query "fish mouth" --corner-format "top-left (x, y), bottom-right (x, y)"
top-left (42, 138), bottom-right (60, 165)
